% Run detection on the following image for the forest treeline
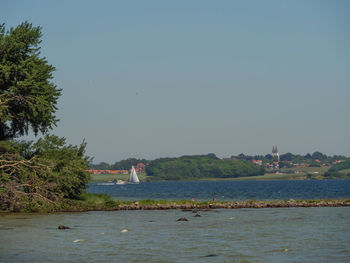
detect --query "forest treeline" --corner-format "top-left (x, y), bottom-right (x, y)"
top-left (145, 154), bottom-right (265, 180)
top-left (90, 158), bottom-right (149, 170)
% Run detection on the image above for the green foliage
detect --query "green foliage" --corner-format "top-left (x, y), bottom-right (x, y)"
top-left (0, 22), bottom-right (61, 140)
top-left (90, 162), bottom-right (111, 170)
top-left (0, 22), bottom-right (91, 212)
top-left (0, 135), bottom-right (91, 211)
top-left (78, 192), bottom-right (120, 208)
top-left (32, 134), bottom-right (91, 198)
top-left (328, 160), bottom-right (350, 173)
top-left (324, 160), bottom-right (350, 178)
top-left (146, 154), bottom-right (265, 180)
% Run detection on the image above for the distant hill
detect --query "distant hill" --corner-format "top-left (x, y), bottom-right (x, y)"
top-left (146, 154), bottom-right (265, 181)
top-left (323, 159), bottom-right (350, 178)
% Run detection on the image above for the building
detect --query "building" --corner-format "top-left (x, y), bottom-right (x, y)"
top-left (252, 160), bottom-right (262, 166)
top-left (272, 145), bottom-right (280, 162)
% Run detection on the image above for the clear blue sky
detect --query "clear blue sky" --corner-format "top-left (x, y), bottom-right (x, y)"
top-left (2, 0), bottom-right (350, 163)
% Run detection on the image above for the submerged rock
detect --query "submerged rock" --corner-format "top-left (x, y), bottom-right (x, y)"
top-left (204, 254), bottom-right (218, 257)
top-left (193, 214), bottom-right (201, 217)
top-left (58, 225), bottom-right (70, 230)
top-left (176, 217), bottom-right (188, 221)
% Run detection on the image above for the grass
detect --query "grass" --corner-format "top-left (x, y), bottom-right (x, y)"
top-left (340, 169), bottom-right (350, 175)
top-left (265, 166), bottom-right (329, 175)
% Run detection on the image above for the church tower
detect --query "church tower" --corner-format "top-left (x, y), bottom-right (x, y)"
top-left (272, 145), bottom-right (280, 162)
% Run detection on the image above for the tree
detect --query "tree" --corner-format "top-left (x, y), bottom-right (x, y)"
top-left (0, 22), bottom-right (61, 140)
top-left (304, 153), bottom-right (312, 159)
top-left (90, 162), bottom-right (111, 170)
top-left (0, 22), bottom-right (90, 212)
top-left (265, 154), bottom-right (273, 160)
top-left (311, 151), bottom-right (326, 161)
top-left (280, 152), bottom-right (293, 161)
top-left (0, 135), bottom-right (91, 211)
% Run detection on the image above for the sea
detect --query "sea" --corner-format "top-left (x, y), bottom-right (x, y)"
top-left (88, 179), bottom-right (350, 201)
top-left (1, 180), bottom-right (350, 262)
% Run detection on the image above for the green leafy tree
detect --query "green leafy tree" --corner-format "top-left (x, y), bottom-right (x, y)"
top-left (0, 136), bottom-right (91, 211)
top-left (0, 22), bottom-right (90, 212)
top-left (311, 151), bottom-right (327, 161)
top-left (0, 22), bottom-right (61, 140)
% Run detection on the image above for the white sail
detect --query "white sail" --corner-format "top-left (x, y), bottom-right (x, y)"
top-left (129, 166), bottom-right (140, 183)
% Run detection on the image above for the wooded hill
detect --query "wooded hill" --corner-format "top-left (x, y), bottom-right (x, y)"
top-left (145, 154), bottom-right (265, 181)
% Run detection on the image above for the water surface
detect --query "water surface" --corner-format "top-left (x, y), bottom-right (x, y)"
top-left (1, 207), bottom-right (350, 262)
top-left (88, 180), bottom-right (350, 201)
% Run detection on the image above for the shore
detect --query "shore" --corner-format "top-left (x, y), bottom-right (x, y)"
top-left (90, 171), bottom-right (350, 182)
top-left (2, 192), bottom-right (349, 213)
top-left (48, 196), bottom-right (350, 213)
top-left (97, 199), bottom-right (350, 211)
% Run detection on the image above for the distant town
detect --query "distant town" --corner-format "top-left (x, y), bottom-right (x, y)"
top-left (88, 162), bottom-right (148, 175)
top-left (228, 146), bottom-right (346, 176)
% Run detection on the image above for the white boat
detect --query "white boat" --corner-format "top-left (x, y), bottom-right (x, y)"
top-left (116, 180), bottom-right (127, 185)
top-left (129, 166), bottom-right (140, 184)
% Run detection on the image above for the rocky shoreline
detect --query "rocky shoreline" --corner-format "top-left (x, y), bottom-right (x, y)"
top-left (2, 198), bottom-right (349, 213)
top-left (103, 199), bottom-right (350, 211)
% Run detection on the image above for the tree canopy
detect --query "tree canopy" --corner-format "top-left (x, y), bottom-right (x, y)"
top-left (0, 22), bottom-right (61, 140)
top-left (0, 22), bottom-right (90, 212)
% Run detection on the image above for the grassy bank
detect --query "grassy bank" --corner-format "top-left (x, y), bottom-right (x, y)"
top-left (2, 192), bottom-right (349, 213)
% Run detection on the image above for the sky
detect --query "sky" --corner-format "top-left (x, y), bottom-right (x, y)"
top-left (2, 0), bottom-right (350, 163)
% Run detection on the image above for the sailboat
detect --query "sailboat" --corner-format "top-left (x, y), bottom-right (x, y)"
top-left (129, 165), bottom-right (140, 184)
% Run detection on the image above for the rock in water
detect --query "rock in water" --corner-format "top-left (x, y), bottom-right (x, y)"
top-left (194, 214), bottom-right (201, 217)
top-left (58, 225), bottom-right (70, 230)
top-left (176, 217), bottom-right (188, 221)
top-left (73, 239), bottom-right (85, 243)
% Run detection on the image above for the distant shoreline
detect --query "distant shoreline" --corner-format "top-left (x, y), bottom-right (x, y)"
top-left (90, 173), bottom-right (350, 182)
